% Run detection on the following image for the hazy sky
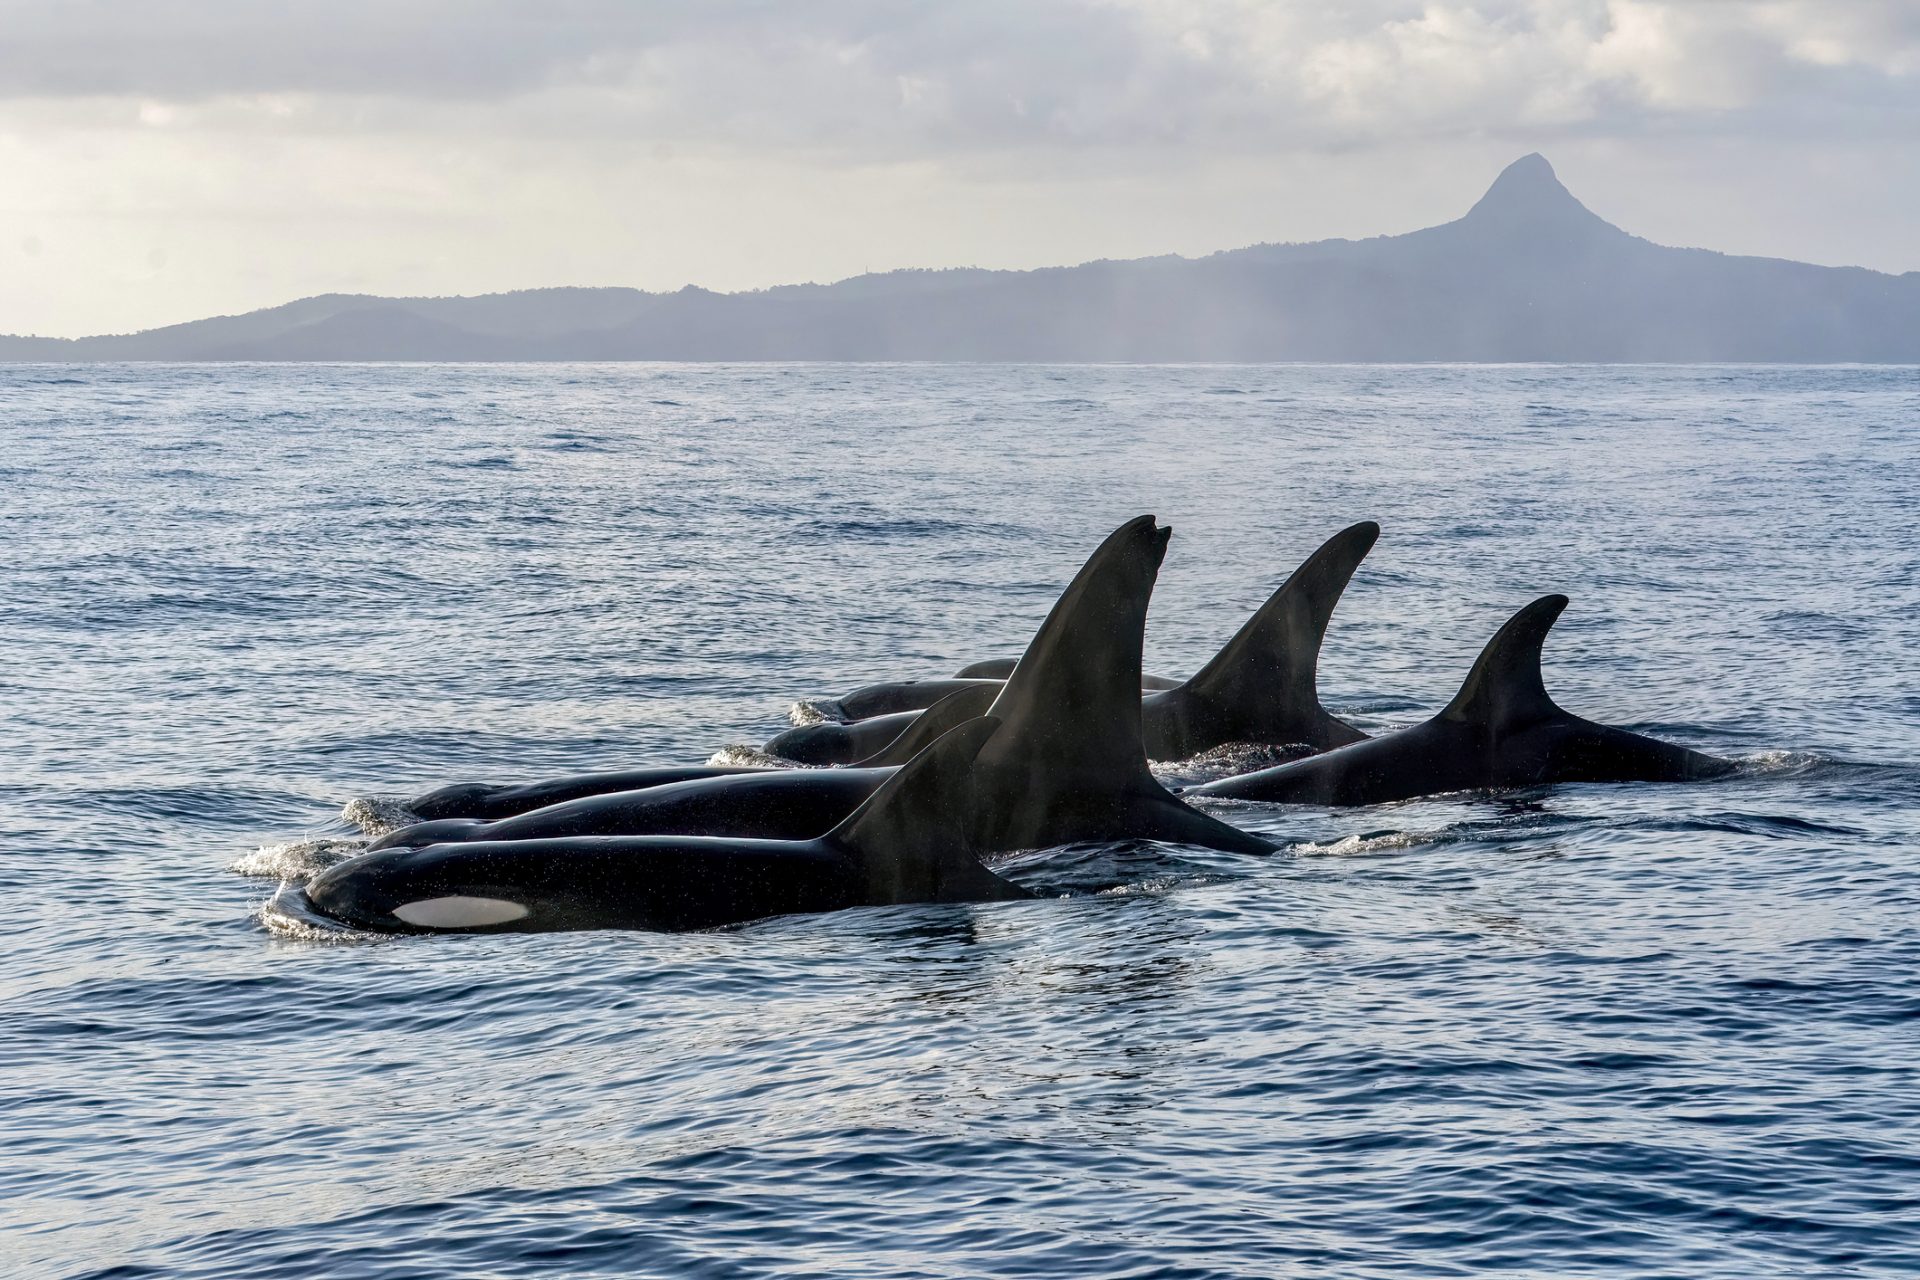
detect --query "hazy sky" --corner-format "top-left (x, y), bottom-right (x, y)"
top-left (3, 0), bottom-right (1917, 337)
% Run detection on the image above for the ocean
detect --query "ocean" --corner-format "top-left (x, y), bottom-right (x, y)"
top-left (2, 362), bottom-right (1916, 1278)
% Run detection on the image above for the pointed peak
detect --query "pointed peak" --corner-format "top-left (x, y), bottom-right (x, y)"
top-left (1503, 152), bottom-right (1556, 180)
top-left (1461, 154), bottom-right (1619, 239)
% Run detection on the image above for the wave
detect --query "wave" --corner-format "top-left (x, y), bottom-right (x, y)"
top-left (1735, 749), bottom-right (1836, 777)
top-left (1293, 829), bottom-right (1435, 857)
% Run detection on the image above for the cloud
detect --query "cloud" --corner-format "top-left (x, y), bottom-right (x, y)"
top-left (1, 1), bottom-right (1915, 157)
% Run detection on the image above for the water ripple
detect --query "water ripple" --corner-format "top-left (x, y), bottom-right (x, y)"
top-left (2, 362), bottom-right (1917, 1279)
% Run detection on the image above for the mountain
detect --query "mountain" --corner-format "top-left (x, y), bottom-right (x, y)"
top-left (7, 154), bottom-right (1918, 362)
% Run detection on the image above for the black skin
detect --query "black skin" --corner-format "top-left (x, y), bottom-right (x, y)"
top-left (765, 522), bottom-right (1380, 766)
top-left (763, 710), bottom-right (930, 766)
top-left (373, 768), bottom-right (891, 851)
top-left (369, 516), bottom-right (1273, 857)
top-left (310, 720), bottom-right (1029, 936)
top-left (1184, 595), bottom-right (1735, 806)
top-left (406, 766), bottom-right (772, 822)
top-left (364, 687), bottom-right (1011, 851)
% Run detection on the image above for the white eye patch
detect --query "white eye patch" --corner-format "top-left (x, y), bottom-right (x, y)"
top-left (392, 896), bottom-right (530, 928)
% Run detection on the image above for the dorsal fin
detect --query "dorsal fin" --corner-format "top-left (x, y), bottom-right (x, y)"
top-left (852, 683), bottom-right (1001, 767)
top-left (964, 516), bottom-right (1268, 853)
top-left (1179, 521), bottom-right (1377, 727)
top-left (981, 514), bottom-right (1167, 784)
top-left (1441, 595), bottom-right (1569, 728)
top-left (826, 717), bottom-right (1029, 905)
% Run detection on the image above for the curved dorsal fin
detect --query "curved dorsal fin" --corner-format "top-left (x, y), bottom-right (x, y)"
top-left (1441, 595), bottom-right (1569, 728)
top-left (852, 683), bottom-right (1001, 767)
top-left (1175, 521), bottom-right (1377, 740)
top-left (981, 515), bottom-right (1167, 783)
top-left (827, 717), bottom-right (1028, 904)
top-left (859, 517), bottom-right (1271, 858)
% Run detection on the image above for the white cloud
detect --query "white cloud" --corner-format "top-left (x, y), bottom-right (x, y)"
top-left (1, 1), bottom-right (1914, 150)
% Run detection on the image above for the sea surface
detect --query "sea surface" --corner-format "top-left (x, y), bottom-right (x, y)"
top-left (2, 363), bottom-right (1916, 1279)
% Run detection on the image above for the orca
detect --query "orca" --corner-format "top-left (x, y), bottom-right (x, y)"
top-left (367, 516), bottom-right (1272, 856)
top-left (763, 521), bottom-right (1378, 765)
top-left (308, 719), bottom-right (1030, 935)
top-left (405, 766), bottom-right (774, 823)
top-left (1182, 595), bottom-right (1734, 807)
top-left (367, 694), bottom-right (989, 852)
top-left (760, 708), bottom-right (938, 767)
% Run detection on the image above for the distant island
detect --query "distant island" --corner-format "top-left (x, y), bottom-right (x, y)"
top-left (6, 154), bottom-right (1918, 362)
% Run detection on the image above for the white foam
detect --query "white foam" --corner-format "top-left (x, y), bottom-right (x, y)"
top-left (230, 836), bottom-right (367, 881)
top-left (392, 896), bottom-right (530, 928)
top-left (341, 795), bottom-right (425, 836)
top-left (786, 698), bottom-right (847, 726)
top-left (1150, 741), bottom-right (1313, 786)
top-left (258, 882), bottom-right (364, 942)
top-left (1293, 830), bottom-right (1429, 857)
top-left (706, 744), bottom-right (812, 768)
top-left (1738, 749), bottom-right (1826, 776)
top-left (1097, 875), bottom-right (1184, 897)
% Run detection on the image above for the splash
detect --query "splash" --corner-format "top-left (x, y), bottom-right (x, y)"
top-left (258, 880), bottom-right (369, 943)
top-left (231, 835), bottom-right (367, 881)
top-left (707, 744), bottom-right (813, 768)
top-left (786, 698), bottom-right (847, 726)
top-left (1151, 741), bottom-right (1314, 787)
top-left (1293, 830), bottom-right (1432, 857)
top-left (1096, 876), bottom-right (1185, 897)
top-left (1737, 750), bottom-right (1830, 777)
top-left (341, 795), bottom-right (425, 836)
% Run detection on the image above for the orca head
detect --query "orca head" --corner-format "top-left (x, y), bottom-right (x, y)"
top-left (852, 683), bottom-right (1001, 767)
top-left (367, 817), bottom-right (486, 852)
top-left (405, 782), bottom-right (498, 821)
top-left (307, 847), bottom-right (537, 933)
top-left (762, 721), bottom-right (855, 765)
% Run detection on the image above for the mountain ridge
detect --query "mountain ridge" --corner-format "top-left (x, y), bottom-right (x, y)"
top-left (7, 155), bottom-right (1918, 362)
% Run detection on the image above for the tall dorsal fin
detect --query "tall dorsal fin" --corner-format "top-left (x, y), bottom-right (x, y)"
top-left (1180, 521), bottom-right (1377, 716)
top-left (1441, 595), bottom-right (1569, 728)
top-left (826, 717), bottom-right (1029, 905)
top-left (966, 516), bottom-right (1272, 853)
top-left (980, 515), bottom-right (1167, 784)
top-left (852, 683), bottom-right (1001, 767)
